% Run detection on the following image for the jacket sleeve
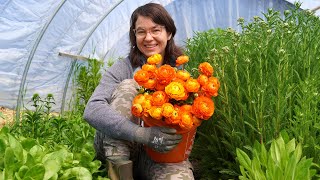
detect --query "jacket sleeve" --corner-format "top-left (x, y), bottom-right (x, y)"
top-left (83, 57), bottom-right (139, 142)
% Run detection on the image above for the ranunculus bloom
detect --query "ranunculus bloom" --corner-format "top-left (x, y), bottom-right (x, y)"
top-left (208, 77), bottom-right (220, 89)
top-left (156, 65), bottom-right (176, 85)
top-left (131, 104), bottom-right (143, 117)
top-left (176, 55), bottom-right (189, 66)
top-left (176, 70), bottom-right (191, 81)
top-left (134, 69), bottom-right (149, 85)
top-left (162, 103), bottom-right (174, 118)
top-left (180, 104), bottom-right (192, 112)
top-left (197, 74), bottom-right (209, 86)
top-left (185, 78), bottom-right (200, 93)
top-left (147, 54), bottom-right (162, 65)
top-left (201, 81), bottom-right (219, 97)
top-left (155, 82), bottom-right (166, 91)
top-left (192, 96), bottom-right (215, 120)
top-left (142, 64), bottom-right (157, 78)
top-left (142, 79), bottom-right (156, 90)
top-left (165, 110), bottom-right (180, 124)
top-left (151, 91), bottom-right (168, 106)
top-left (165, 82), bottom-right (187, 101)
top-left (179, 111), bottom-right (193, 130)
top-left (199, 62), bottom-right (214, 76)
top-left (132, 94), bottom-right (146, 105)
top-left (149, 106), bottom-right (163, 120)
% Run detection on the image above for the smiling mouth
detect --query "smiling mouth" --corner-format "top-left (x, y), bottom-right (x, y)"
top-left (145, 44), bottom-right (157, 48)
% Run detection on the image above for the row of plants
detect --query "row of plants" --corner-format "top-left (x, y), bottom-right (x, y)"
top-left (187, 3), bottom-right (320, 179)
top-left (0, 58), bottom-right (109, 179)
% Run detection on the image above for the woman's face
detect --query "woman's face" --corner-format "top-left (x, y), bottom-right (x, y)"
top-left (134, 15), bottom-right (172, 62)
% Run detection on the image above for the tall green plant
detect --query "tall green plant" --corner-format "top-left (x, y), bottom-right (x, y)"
top-left (187, 4), bottom-right (320, 179)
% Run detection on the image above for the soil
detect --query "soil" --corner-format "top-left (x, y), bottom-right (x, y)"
top-left (0, 106), bottom-right (15, 127)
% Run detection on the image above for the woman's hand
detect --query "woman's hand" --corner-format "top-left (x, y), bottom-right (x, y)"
top-left (134, 126), bottom-right (182, 153)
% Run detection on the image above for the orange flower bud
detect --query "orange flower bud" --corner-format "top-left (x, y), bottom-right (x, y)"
top-left (208, 77), bottom-right (220, 89)
top-left (176, 55), bottom-right (189, 66)
top-left (132, 94), bottom-right (146, 105)
top-left (151, 91), bottom-right (169, 106)
top-left (165, 110), bottom-right (180, 124)
top-left (199, 62), bottom-right (214, 76)
top-left (142, 64), bottom-right (157, 79)
top-left (185, 78), bottom-right (200, 93)
top-left (147, 54), bottom-right (162, 65)
top-left (180, 104), bottom-right (192, 112)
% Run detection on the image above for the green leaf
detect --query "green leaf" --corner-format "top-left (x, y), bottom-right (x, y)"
top-left (4, 147), bottom-right (17, 178)
top-left (8, 134), bottom-right (24, 162)
top-left (0, 139), bottom-right (6, 154)
top-left (285, 139), bottom-right (296, 155)
top-left (60, 167), bottom-right (92, 180)
top-left (293, 143), bottom-right (302, 164)
top-left (20, 138), bottom-right (38, 151)
top-left (29, 145), bottom-right (45, 163)
top-left (236, 148), bottom-right (252, 171)
top-left (43, 159), bottom-right (61, 180)
top-left (23, 164), bottom-right (45, 179)
top-left (17, 165), bottom-right (29, 179)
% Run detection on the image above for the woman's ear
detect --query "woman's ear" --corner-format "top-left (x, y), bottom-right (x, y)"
top-left (167, 33), bottom-right (172, 41)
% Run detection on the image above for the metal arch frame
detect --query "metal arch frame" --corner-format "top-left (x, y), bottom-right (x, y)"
top-left (15, 0), bottom-right (67, 122)
top-left (60, 0), bottom-right (124, 113)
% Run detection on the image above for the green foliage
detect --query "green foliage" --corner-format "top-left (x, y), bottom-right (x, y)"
top-left (0, 127), bottom-right (107, 180)
top-left (71, 58), bottom-right (105, 114)
top-left (187, 4), bottom-right (320, 179)
top-left (236, 133), bottom-right (316, 179)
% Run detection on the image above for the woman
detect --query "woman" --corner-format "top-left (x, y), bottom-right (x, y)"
top-left (84, 3), bottom-right (194, 179)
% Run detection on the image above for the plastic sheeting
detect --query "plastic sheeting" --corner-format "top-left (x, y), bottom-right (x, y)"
top-left (0, 0), bottom-right (299, 113)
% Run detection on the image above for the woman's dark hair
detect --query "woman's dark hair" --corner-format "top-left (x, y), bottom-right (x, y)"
top-left (129, 3), bottom-right (183, 68)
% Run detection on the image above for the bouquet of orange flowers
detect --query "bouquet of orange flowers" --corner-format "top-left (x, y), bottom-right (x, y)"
top-left (131, 54), bottom-right (220, 131)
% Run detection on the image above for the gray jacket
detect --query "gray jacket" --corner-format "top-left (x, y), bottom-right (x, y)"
top-left (83, 57), bottom-right (139, 142)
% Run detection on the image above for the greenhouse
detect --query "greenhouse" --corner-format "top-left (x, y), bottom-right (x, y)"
top-left (0, 0), bottom-right (320, 179)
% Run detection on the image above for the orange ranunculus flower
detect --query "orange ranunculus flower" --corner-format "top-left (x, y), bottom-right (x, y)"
top-left (185, 78), bottom-right (200, 93)
top-left (192, 96), bottom-right (215, 120)
top-left (132, 94), bottom-right (146, 105)
top-left (151, 91), bottom-right (169, 106)
top-left (179, 111), bottom-right (193, 130)
top-left (171, 77), bottom-right (186, 85)
top-left (156, 65), bottom-right (176, 85)
top-left (131, 104), bottom-right (143, 117)
top-left (142, 99), bottom-right (152, 116)
top-left (147, 54), bottom-right (162, 65)
top-left (197, 74), bottom-right (209, 86)
top-left (149, 106), bottom-right (163, 120)
top-left (165, 109), bottom-right (180, 125)
top-left (192, 115), bottom-right (202, 127)
top-left (180, 104), bottom-right (192, 112)
top-left (142, 79), bottom-right (156, 90)
top-left (142, 64), bottom-right (157, 78)
top-left (165, 81), bottom-right (187, 101)
top-left (208, 76), bottom-right (220, 89)
top-left (155, 82), bottom-right (166, 91)
top-left (162, 103), bottom-right (174, 118)
top-left (134, 69), bottom-right (149, 85)
top-left (201, 81), bottom-right (219, 97)
top-left (176, 55), bottom-right (189, 66)
top-left (176, 70), bottom-right (191, 81)
top-left (199, 62), bottom-right (214, 76)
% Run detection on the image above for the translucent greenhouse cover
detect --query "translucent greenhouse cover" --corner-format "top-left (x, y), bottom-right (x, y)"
top-left (0, 0), bottom-right (315, 114)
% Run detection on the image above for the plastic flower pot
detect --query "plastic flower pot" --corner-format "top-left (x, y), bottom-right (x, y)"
top-left (142, 116), bottom-right (197, 163)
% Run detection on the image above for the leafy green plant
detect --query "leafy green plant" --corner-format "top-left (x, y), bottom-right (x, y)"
top-left (236, 133), bottom-right (316, 179)
top-left (187, 3), bottom-right (320, 179)
top-left (0, 127), bottom-right (108, 180)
